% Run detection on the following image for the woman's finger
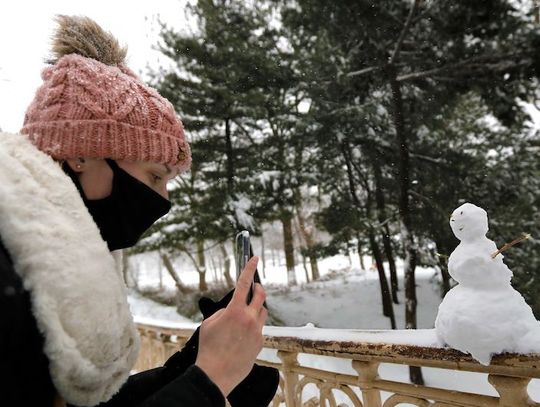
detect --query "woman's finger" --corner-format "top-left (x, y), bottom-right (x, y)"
top-left (231, 256), bottom-right (259, 307)
top-left (257, 307), bottom-right (268, 328)
top-left (248, 283), bottom-right (266, 313)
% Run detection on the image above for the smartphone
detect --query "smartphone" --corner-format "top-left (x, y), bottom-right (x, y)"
top-left (235, 230), bottom-right (255, 303)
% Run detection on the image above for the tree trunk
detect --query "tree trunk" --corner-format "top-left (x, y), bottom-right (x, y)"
top-left (389, 65), bottom-right (423, 385)
top-left (218, 255), bottom-right (224, 282)
top-left (160, 253), bottom-right (190, 294)
top-left (309, 256), bottom-right (320, 280)
top-left (439, 260), bottom-right (451, 297)
top-left (220, 243), bottom-right (234, 288)
top-left (340, 139), bottom-right (396, 327)
top-left (197, 239), bottom-right (208, 291)
top-left (435, 240), bottom-right (451, 296)
top-left (282, 213), bottom-right (297, 286)
top-left (210, 256), bottom-right (219, 283)
top-left (369, 232), bottom-right (396, 329)
top-left (158, 254), bottom-right (164, 290)
top-left (224, 118), bottom-right (235, 197)
top-left (295, 205), bottom-right (320, 281)
top-left (384, 224), bottom-right (399, 303)
top-left (302, 254), bottom-right (310, 283)
top-left (356, 237), bottom-right (366, 270)
top-left (373, 160), bottom-right (399, 303)
top-left (439, 260), bottom-right (451, 296)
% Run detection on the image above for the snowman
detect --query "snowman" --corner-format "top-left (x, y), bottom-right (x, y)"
top-left (434, 203), bottom-right (540, 365)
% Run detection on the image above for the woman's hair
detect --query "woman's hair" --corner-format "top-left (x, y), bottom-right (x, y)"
top-left (21, 15), bottom-right (191, 171)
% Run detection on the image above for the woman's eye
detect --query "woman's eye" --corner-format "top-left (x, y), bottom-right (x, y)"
top-left (152, 174), bottom-right (162, 183)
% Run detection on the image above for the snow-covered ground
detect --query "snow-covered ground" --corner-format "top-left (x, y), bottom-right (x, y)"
top-left (265, 266), bottom-right (440, 330)
top-left (128, 291), bottom-right (193, 324)
top-left (127, 251), bottom-right (540, 404)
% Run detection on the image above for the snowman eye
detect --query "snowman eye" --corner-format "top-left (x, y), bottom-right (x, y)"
top-left (460, 211), bottom-right (463, 215)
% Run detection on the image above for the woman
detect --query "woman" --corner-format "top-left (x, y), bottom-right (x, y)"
top-left (0, 15), bottom-right (277, 407)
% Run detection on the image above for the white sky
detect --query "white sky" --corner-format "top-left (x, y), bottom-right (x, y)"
top-left (1, 1), bottom-right (539, 133)
top-left (0, 0), bottom-right (188, 132)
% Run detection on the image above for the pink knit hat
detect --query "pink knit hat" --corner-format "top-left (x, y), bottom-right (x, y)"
top-left (21, 16), bottom-right (191, 172)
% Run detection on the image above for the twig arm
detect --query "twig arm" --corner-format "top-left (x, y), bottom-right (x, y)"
top-left (491, 233), bottom-right (531, 259)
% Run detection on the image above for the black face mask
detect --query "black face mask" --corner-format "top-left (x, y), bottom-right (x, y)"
top-left (65, 159), bottom-right (171, 251)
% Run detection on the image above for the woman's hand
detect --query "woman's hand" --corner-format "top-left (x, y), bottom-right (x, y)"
top-left (195, 256), bottom-right (267, 396)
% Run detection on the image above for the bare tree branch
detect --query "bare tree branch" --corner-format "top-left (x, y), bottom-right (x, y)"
top-left (409, 152), bottom-right (445, 166)
top-left (233, 120), bottom-right (257, 145)
top-left (160, 252), bottom-right (191, 294)
top-left (346, 65), bottom-right (382, 78)
top-left (346, 63), bottom-right (407, 79)
top-left (409, 190), bottom-right (448, 218)
top-left (390, 0), bottom-right (421, 64)
top-left (181, 247), bottom-right (203, 274)
top-left (379, 213), bottom-right (399, 229)
top-left (397, 52), bottom-right (532, 82)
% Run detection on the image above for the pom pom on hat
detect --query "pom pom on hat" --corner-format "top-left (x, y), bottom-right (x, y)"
top-left (21, 15), bottom-right (191, 172)
top-left (48, 15), bottom-right (127, 66)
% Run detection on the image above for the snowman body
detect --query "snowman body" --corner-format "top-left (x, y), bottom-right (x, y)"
top-left (448, 236), bottom-right (511, 289)
top-left (435, 203), bottom-right (540, 365)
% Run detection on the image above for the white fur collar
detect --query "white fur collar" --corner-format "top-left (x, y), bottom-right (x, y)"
top-left (0, 132), bottom-right (139, 406)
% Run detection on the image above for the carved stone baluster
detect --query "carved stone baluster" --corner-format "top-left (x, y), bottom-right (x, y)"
top-left (137, 330), bottom-right (152, 371)
top-left (352, 360), bottom-right (382, 407)
top-left (164, 335), bottom-right (179, 360)
top-left (278, 350), bottom-right (300, 407)
top-left (149, 331), bottom-right (162, 367)
top-left (488, 374), bottom-right (534, 407)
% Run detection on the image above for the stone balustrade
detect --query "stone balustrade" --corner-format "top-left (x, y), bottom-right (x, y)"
top-left (134, 321), bottom-right (540, 407)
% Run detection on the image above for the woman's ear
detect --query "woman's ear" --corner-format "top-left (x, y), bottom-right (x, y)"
top-left (64, 158), bottom-right (113, 199)
top-left (65, 158), bottom-right (86, 173)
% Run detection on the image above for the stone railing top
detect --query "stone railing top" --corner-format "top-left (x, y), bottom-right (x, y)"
top-left (263, 328), bottom-right (540, 378)
top-left (135, 316), bottom-right (198, 331)
top-left (264, 325), bottom-right (441, 347)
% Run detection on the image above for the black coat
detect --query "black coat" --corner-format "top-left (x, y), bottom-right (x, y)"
top-left (0, 239), bottom-right (278, 406)
top-left (0, 238), bottom-right (58, 405)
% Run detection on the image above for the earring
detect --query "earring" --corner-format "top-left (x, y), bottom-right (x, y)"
top-left (76, 158), bottom-right (84, 170)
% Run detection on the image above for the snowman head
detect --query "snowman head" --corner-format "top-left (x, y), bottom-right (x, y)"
top-left (450, 203), bottom-right (489, 242)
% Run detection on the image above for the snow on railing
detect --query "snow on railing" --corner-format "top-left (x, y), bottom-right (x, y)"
top-left (134, 320), bottom-right (540, 407)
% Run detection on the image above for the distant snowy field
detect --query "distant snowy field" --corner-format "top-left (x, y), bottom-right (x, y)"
top-left (127, 252), bottom-right (540, 404)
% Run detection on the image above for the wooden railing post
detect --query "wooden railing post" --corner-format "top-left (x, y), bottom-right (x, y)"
top-left (353, 360), bottom-right (382, 407)
top-left (278, 350), bottom-right (300, 407)
top-left (488, 374), bottom-right (534, 407)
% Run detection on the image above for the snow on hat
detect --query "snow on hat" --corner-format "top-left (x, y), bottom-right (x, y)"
top-left (21, 15), bottom-right (191, 171)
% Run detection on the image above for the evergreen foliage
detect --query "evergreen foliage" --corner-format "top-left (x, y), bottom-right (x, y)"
top-left (141, 0), bottom-right (540, 330)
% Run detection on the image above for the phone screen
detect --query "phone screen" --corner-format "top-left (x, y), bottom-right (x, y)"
top-left (235, 230), bottom-right (254, 303)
